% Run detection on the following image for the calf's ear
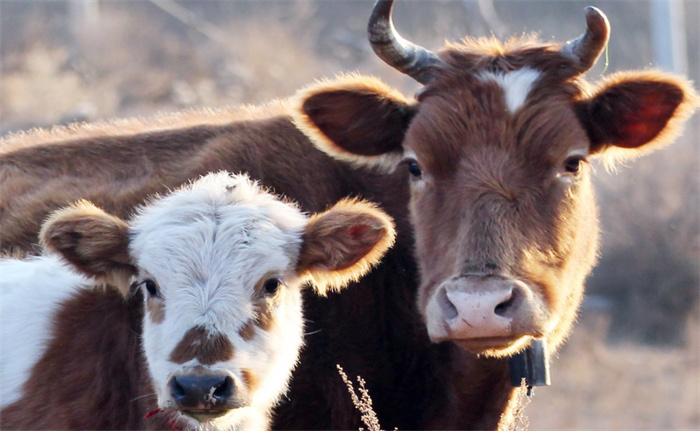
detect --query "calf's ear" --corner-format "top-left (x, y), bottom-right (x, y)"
top-left (576, 70), bottom-right (698, 160)
top-left (40, 200), bottom-right (136, 296)
top-left (293, 74), bottom-right (416, 172)
top-left (297, 199), bottom-right (396, 296)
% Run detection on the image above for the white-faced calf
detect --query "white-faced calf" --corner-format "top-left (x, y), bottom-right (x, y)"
top-left (0, 171), bottom-right (395, 431)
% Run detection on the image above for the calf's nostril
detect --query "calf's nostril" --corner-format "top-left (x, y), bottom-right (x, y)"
top-left (212, 375), bottom-right (234, 401)
top-left (169, 377), bottom-right (187, 400)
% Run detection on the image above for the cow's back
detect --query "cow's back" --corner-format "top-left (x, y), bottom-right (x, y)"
top-left (0, 109), bottom-right (356, 252)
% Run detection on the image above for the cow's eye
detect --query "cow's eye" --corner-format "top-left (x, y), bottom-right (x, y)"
top-left (563, 156), bottom-right (586, 175)
top-left (407, 161), bottom-right (423, 178)
top-left (143, 279), bottom-right (159, 298)
top-left (263, 278), bottom-right (282, 295)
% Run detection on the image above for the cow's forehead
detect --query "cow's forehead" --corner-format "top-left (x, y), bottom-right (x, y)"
top-left (408, 59), bottom-right (588, 175)
top-left (132, 173), bottom-right (307, 234)
top-left (128, 173), bottom-right (307, 291)
top-left (136, 214), bottom-right (300, 281)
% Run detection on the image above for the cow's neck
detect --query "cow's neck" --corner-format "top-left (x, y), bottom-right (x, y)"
top-left (453, 350), bottom-right (515, 430)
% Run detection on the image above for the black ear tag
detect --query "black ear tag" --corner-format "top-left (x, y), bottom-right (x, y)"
top-left (508, 338), bottom-right (551, 396)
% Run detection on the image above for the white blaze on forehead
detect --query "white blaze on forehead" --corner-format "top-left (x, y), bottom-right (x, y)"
top-left (478, 67), bottom-right (542, 113)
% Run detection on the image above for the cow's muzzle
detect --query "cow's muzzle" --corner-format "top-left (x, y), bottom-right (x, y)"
top-left (425, 274), bottom-right (548, 355)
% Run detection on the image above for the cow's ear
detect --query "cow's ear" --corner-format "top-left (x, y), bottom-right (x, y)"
top-left (577, 70), bottom-right (698, 160)
top-left (297, 199), bottom-right (396, 296)
top-left (293, 74), bottom-right (416, 172)
top-left (40, 200), bottom-right (136, 296)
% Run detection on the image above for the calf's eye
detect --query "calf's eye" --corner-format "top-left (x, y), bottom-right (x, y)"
top-left (263, 278), bottom-right (282, 295)
top-left (143, 279), bottom-right (159, 298)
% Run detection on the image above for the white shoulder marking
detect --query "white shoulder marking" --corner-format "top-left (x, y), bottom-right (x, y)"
top-left (479, 67), bottom-right (542, 113)
top-left (1, 255), bottom-right (92, 407)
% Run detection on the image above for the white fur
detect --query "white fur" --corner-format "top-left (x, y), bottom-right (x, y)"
top-left (478, 67), bottom-right (542, 113)
top-left (0, 256), bottom-right (91, 407)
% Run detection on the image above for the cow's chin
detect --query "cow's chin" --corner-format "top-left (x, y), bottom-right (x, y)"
top-left (447, 335), bottom-right (534, 358)
top-left (181, 410), bottom-right (229, 423)
top-left (171, 410), bottom-right (234, 430)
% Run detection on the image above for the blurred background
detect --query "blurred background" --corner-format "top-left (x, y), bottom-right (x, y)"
top-left (0, 0), bottom-right (697, 428)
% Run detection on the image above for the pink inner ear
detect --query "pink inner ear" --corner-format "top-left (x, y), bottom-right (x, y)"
top-left (348, 224), bottom-right (371, 238)
top-left (618, 93), bottom-right (675, 148)
top-left (604, 81), bottom-right (686, 150)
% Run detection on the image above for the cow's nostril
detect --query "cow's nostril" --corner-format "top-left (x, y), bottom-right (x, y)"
top-left (437, 288), bottom-right (458, 320)
top-left (212, 375), bottom-right (234, 401)
top-left (494, 289), bottom-right (517, 317)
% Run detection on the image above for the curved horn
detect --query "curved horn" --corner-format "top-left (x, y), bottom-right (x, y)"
top-left (561, 6), bottom-right (611, 74)
top-left (368, 0), bottom-right (444, 84)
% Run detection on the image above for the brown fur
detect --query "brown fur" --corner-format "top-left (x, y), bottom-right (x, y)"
top-left (252, 298), bottom-right (278, 332)
top-left (169, 326), bottom-right (235, 366)
top-left (0, 289), bottom-right (163, 430)
top-left (1, 9), bottom-right (697, 431)
top-left (238, 320), bottom-right (257, 341)
top-left (147, 297), bottom-right (166, 324)
top-left (240, 369), bottom-right (260, 394)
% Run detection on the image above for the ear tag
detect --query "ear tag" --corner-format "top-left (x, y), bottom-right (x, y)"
top-left (508, 338), bottom-right (551, 396)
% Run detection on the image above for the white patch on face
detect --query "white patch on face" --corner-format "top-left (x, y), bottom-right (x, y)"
top-left (128, 172), bottom-right (309, 413)
top-left (1, 255), bottom-right (92, 407)
top-left (478, 67), bottom-right (542, 113)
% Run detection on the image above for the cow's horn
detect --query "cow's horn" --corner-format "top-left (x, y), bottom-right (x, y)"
top-left (368, 0), bottom-right (443, 84)
top-left (561, 7), bottom-right (611, 73)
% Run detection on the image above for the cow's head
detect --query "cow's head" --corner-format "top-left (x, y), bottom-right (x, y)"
top-left (40, 172), bottom-right (395, 429)
top-left (294, 1), bottom-right (698, 357)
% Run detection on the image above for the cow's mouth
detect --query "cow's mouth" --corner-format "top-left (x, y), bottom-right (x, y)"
top-left (452, 335), bottom-right (532, 357)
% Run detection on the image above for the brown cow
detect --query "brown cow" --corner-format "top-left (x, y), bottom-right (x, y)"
top-left (0, 1), bottom-right (697, 429)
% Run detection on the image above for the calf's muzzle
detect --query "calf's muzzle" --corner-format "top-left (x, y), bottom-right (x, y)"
top-left (167, 370), bottom-right (248, 416)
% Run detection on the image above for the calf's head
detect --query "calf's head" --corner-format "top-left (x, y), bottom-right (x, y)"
top-left (294, 1), bottom-right (698, 357)
top-left (40, 172), bottom-right (395, 428)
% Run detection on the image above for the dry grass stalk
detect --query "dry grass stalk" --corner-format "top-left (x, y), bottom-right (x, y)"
top-left (336, 364), bottom-right (392, 431)
top-left (507, 382), bottom-right (531, 431)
